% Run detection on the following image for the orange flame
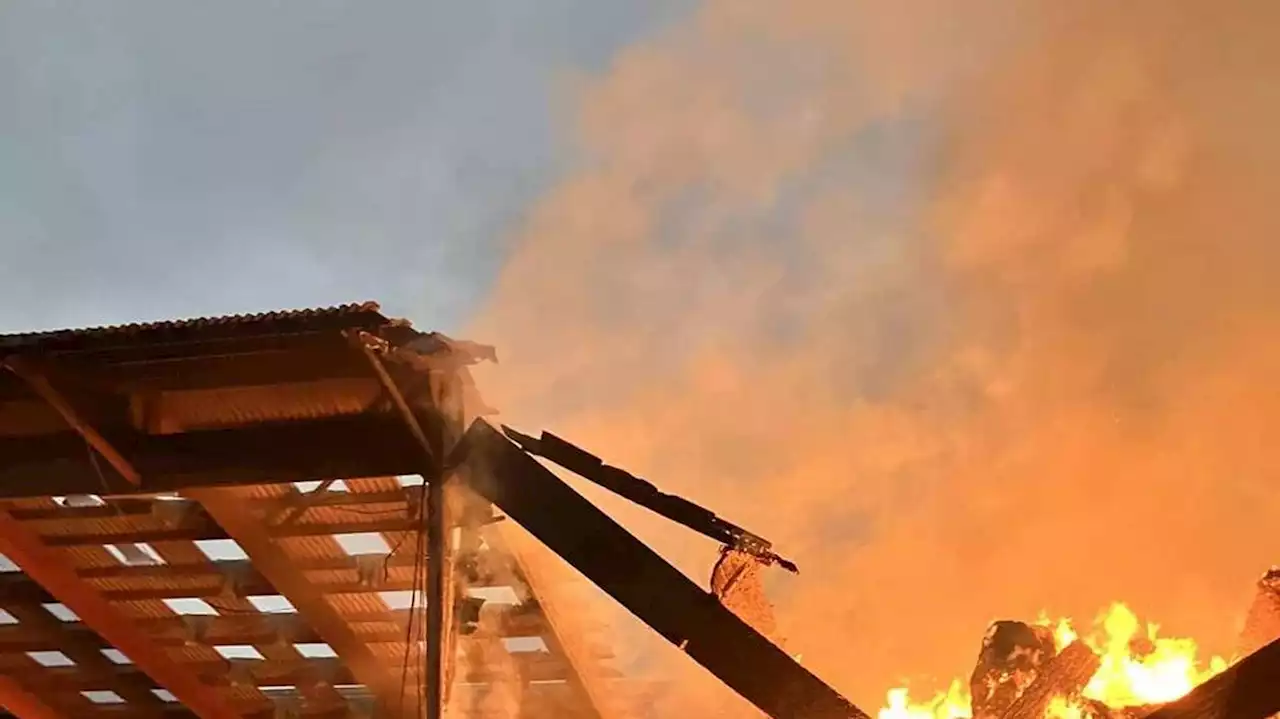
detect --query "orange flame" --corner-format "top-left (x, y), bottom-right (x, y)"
top-left (879, 604), bottom-right (1231, 719)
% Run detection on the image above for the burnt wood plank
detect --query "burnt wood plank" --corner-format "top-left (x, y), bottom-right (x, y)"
top-left (462, 419), bottom-right (866, 719)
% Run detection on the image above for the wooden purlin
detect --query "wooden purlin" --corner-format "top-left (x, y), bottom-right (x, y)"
top-left (143, 537), bottom-right (346, 713)
top-left (0, 507), bottom-right (241, 719)
top-left (0, 358), bottom-right (242, 719)
top-left (0, 599), bottom-right (166, 713)
top-left (0, 675), bottom-right (65, 719)
top-left (186, 486), bottom-right (412, 717)
top-left (0, 603), bottom-right (559, 651)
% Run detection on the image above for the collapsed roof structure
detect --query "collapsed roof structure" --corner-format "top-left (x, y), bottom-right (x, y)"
top-left (2, 301), bottom-right (1278, 719)
top-left (0, 302), bottom-right (860, 719)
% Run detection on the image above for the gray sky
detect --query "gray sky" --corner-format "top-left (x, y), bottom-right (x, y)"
top-left (0, 0), bottom-right (690, 334)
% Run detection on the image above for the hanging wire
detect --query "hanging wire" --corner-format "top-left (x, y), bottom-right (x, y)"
top-left (397, 478), bottom-right (429, 717)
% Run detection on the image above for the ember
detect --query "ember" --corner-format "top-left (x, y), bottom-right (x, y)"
top-left (878, 603), bottom-right (1231, 719)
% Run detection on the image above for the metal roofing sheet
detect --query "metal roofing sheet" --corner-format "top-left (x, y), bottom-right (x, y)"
top-left (0, 302), bottom-right (394, 350)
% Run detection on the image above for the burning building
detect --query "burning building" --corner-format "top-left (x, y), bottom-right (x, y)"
top-left (0, 302), bottom-right (1276, 719)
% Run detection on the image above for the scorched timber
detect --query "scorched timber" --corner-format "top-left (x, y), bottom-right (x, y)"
top-left (0, 416), bottom-right (425, 497)
top-left (999, 641), bottom-right (1100, 719)
top-left (461, 418), bottom-right (867, 719)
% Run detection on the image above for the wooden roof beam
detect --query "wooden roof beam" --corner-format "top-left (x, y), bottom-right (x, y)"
top-left (3, 651), bottom-right (575, 691)
top-left (0, 600), bottom-right (167, 714)
top-left (36, 513), bottom-right (414, 547)
top-left (0, 608), bottom-right (555, 652)
top-left (0, 676), bottom-right (66, 719)
top-left (8, 487), bottom-right (412, 521)
top-left (141, 539), bottom-right (347, 715)
top-left (1, 356), bottom-right (140, 487)
top-left (187, 487), bottom-right (412, 717)
top-left (0, 415), bottom-right (423, 499)
top-left (0, 566), bottom-right (419, 604)
top-left (0, 508), bottom-right (241, 719)
top-left (0, 360), bottom-right (245, 719)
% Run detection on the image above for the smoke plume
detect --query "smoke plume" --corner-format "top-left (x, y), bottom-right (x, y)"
top-left (467, 0), bottom-right (1280, 712)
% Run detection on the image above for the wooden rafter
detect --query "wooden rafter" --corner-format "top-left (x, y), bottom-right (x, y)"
top-left (0, 508), bottom-right (240, 719)
top-left (0, 359), bottom-right (241, 719)
top-left (0, 309), bottom-right (629, 719)
top-left (2, 356), bottom-right (140, 486)
top-left (0, 599), bottom-right (166, 713)
top-left (187, 487), bottom-right (412, 717)
top-left (0, 675), bottom-right (65, 719)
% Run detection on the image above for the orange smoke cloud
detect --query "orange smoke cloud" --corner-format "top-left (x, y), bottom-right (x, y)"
top-left (466, 0), bottom-right (1280, 713)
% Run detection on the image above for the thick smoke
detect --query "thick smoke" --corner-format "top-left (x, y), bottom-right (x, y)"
top-left (467, 0), bottom-right (1280, 712)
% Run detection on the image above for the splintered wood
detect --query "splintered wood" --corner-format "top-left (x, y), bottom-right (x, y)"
top-left (710, 548), bottom-right (782, 645)
top-left (970, 621), bottom-right (1060, 719)
top-left (966, 622), bottom-right (1103, 719)
top-left (999, 641), bottom-right (1100, 719)
top-left (1238, 567), bottom-right (1280, 657)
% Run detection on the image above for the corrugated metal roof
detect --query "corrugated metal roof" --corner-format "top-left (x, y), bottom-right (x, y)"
top-left (0, 301), bottom-right (398, 352)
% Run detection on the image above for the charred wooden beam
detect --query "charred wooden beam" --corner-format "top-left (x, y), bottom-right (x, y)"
top-left (0, 508), bottom-right (240, 719)
top-left (970, 621), bottom-right (1058, 719)
top-left (1142, 636), bottom-right (1280, 719)
top-left (999, 641), bottom-right (1099, 719)
top-left (0, 416), bottom-right (424, 499)
top-left (7, 488), bottom-right (411, 521)
top-left (462, 419), bottom-right (866, 719)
